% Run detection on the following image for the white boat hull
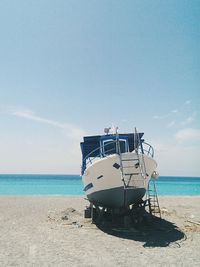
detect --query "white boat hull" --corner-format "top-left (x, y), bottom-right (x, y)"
top-left (82, 152), bottom-right (157, 208)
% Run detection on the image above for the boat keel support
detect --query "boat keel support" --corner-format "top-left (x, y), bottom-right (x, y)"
top-left (84, 199), bottom-right (157, 228)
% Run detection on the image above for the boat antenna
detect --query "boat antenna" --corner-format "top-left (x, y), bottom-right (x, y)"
top-left (134, 127), bottom-right (138, 152)
top-left (111, 124), bottom-right (118, 135)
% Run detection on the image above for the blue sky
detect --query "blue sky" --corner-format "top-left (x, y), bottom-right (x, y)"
top-left (0, 0), bottom-right (199, 175)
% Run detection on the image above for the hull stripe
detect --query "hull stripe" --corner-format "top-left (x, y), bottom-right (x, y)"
top-left (84, 183), bottom-right (93, 192)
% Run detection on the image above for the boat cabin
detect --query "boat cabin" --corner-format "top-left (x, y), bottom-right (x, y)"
top-left (80, 133), bottom-right (144, 175)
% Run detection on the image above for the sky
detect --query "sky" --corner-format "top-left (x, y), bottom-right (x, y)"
top-left (0, 0), bottom-right (199, 176)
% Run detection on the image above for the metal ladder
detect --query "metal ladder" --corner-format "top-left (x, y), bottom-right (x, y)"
top-left (120, 157), bottom-right (141, 188)
top-left (118, 128), bottom-right (147, 189)
top-left (146, 179), bottom-right (161, 218)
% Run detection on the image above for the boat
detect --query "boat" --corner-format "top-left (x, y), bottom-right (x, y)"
top-left (80, 127), bottom-right (158, 209)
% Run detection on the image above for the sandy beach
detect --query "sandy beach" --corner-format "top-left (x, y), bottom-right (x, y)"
top-left (0, 196), bottom-right (200, 266)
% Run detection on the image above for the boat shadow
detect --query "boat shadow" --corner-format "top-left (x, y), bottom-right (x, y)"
top-left (97, 214), bottom-right (186, 248)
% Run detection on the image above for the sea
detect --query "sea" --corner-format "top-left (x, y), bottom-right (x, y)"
top-left (0, 175), bottom-right (200, 196)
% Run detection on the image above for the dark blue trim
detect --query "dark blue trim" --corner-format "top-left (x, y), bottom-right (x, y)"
top-left (83, 183), bottom-right (93, 192)
top-left (97, 175), bottom-right (103, 179)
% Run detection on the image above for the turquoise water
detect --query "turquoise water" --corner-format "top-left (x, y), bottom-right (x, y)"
top-left (0, 175), bottom-right (200, 196)
top-left (0, 175), bottom-right (83, 196)
top-left (156, 176), bottom-right (200, 196)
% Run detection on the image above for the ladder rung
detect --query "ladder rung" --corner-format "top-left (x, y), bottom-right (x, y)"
top-left (121, 159), bottom-right (139, 161)
top-left (123, 173), bottom-right (140, 175)
top-left (149, 198), bottom-right (159, 201)
top-left (122, 166), bottom-right (136, 168)
top-left (150, 206), bottom-right (160, 210)
top-left (151, 209), bottom-right (161, 213)
top-left (123, 173), bottom-right (140, 176)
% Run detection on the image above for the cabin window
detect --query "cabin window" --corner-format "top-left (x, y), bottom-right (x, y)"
top-left (119, 140), bottom-right (126, 153)
top-left (103, 140), bottom-right (116, 155)
top-left (103, 139), bottom-right (128, 155)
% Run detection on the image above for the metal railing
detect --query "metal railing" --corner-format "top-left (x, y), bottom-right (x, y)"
top-left (82, 140), bottom-right (116, 171)
top-left (81, 139), bottom-right (154, 175)
top-left (140, 142), bottom-right (154, 158)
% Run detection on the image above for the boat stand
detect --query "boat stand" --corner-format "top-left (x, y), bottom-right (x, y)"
top-left (84, 199), bottom-right (152, 228)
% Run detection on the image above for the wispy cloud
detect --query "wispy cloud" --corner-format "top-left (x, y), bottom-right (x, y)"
top-left (153, 113), bottom-right (170, 120)
top-left (0, 105), bottom-right (88, 173)
top-left (171, 109), bottom-right (178, 113)
top-left (185, 100), bottom-right (191, 105)
top-left (175, 128), bottom-right (200, 142)
top-left (153, 99), bottom-right (193, 121)
top-left (151, 138), bottom-right (200, 176)
top-left (153, 99), bottom-right (196, 129)
top-left (13, 110), bottom-right (67, 128)
top-left (180, 116), bottom-right (195, 126)
top-left (153, 109), bottom-right (178, 120)
top-left (180, 111), bottom-right (197, 126)
top-left (167, 121), bottom-right (176, 128)
top-left (5, 107), bottom-right (86, 140)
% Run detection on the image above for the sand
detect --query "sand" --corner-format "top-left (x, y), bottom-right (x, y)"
top-left (0, 196), bottom-right (200, 266)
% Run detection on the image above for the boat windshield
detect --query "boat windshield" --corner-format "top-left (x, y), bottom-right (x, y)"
top-left (103, 139), bottom-right (127, 155)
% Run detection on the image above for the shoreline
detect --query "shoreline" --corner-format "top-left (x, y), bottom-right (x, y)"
top-left (0, 196), bottom-right (200, 266)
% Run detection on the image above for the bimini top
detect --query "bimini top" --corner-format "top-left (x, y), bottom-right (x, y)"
top-left (80, 132), bottom-right (144, 175)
